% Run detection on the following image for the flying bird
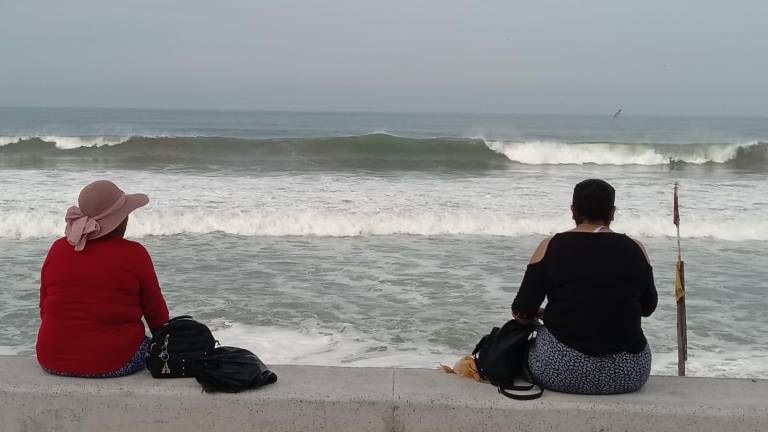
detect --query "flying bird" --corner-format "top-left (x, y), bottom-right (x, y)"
top-left (613, 109), bottom-right (623, 118)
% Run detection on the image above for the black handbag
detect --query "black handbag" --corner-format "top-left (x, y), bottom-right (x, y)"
top-left (196, 346), bottom-right (278, 393)
top-left (146, 316), bottom-right (216, 378)
top-left (473, 319), bottom-right (543, 400)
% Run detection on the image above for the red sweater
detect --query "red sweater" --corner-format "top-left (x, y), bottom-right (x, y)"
top-left (37, 236), bottom-right (169, 375)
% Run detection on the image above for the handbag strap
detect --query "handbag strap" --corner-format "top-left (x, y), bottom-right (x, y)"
top-left (471, 335), bottom-right (488, 356)
top-left (490, 379), bottom-right (534, 392)
top-left (491, 377), bottom-right (543, 400)
top-left (472, 327), bottom-right (499, 356)
top-left (165, 315), bottom-right (194, 324)
top-left (497, 384), bottom-right (544, 400)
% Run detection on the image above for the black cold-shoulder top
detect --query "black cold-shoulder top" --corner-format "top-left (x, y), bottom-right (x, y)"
top-left (511, 232), bottom-right (658, 356)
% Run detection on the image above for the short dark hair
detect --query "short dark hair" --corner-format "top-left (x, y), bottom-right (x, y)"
top-left (572, 179), bottom-right (615, 223)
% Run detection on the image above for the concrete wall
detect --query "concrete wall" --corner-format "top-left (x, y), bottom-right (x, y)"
top-left (1, 355), bottom-right (766, 432)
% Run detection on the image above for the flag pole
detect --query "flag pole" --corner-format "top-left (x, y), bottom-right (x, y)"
top-left (673, 182), bottom-right (687, 376)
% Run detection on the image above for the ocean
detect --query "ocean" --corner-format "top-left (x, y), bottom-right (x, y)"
top-left (1, 107), bottom-right (766, 377)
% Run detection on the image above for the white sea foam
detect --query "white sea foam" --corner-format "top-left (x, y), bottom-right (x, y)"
top-left (0, 346), bottom-right (19, 355)
top-left (213, 324), bottom-right (352, 365)
top-left (484, 140), bottom-right (753, 165)
top-left (0, 136), bottom-right (26, 146)
top-left (0, 135), bottom-right (130, 149)
top-left (2, 208), bottom-right (767, 241)
top-left (41, 136), bottom-right (130, 149)
top-left (212, 323), bottom-right (453, 368)
top-left (213, 323), bottom-right (768, 376)
top-left (652, 350), bottom-right (768, 379)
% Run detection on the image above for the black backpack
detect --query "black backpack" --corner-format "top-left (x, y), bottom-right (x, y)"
top-left (472, 319), bottom-right (543, 400)
top-left (146, 316), bottom-right (216, 378)
top-left (196, 346), bottom-right (278, 393)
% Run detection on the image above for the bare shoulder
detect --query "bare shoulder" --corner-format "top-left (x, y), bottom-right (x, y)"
top-left (529, 237), bottom-right (552, 264)
top-left (629, 236), bottom-right (652, 265)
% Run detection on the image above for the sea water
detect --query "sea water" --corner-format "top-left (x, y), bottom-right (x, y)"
top-left (1, 107), bottom-right (766, 377)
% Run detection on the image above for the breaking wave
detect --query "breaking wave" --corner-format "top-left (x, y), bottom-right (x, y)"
top-left (2, 208), bottom-right (766, 241)
top-left (0, 135), bottom-right (129, 149)
top-left (1, 134), bottom-right (766, 169)
top-left (485, 140), bottom-right (764, 166)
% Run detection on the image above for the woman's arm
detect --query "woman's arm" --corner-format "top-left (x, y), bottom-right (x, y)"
top-left (512, 308), bottom-right (545, 325)
top-left (39, 257), bottom-right (49, 319)
top-left (135, 245), bottom-right (170, 330)
top-left (38, 241), bottom-right (57, 319)
top-left (511, 238), bottom-right (551, 324)
top-left (641, 266), bottom-right (658, 317)
top-left (632, 238), bottom-right (658, 317)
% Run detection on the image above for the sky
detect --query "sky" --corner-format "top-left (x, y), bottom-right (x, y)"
top-left (1, 0), bottom-right (767, 116)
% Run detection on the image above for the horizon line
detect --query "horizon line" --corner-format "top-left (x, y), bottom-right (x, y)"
top-left (1, 105), bottom-right (767, 120)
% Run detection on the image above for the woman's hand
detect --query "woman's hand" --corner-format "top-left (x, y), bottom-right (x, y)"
top-left (512, 307), bottom-right (544, 325)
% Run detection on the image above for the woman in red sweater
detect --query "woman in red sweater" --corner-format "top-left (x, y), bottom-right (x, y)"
top-left (37, 180), bottom-right (169, 377)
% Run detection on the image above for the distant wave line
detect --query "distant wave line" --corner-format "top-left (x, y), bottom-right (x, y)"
top-left (1, 134), bottom-right (766, 168)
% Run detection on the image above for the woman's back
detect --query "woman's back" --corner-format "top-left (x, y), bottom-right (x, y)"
top-left (37, 236), bottom-right (168, 375)
top-left (537, 232), bottom-right (657, 356)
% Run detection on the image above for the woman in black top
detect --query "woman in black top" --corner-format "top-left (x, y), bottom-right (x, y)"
top-left (512, 179), bottom-right (657, 394)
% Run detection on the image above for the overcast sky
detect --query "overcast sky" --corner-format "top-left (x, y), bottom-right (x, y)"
top-left (1, 0), bottom-right (766, 116)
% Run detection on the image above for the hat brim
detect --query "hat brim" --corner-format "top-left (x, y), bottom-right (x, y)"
top-left (91, 193), bottom-right (149, 239)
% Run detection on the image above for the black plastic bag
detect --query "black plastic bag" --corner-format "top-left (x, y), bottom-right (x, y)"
top-left (195, 346), bottom-right (278, 393)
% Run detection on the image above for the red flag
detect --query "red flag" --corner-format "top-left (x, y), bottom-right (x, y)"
top-left (673, 183), bottom-right (680, 226)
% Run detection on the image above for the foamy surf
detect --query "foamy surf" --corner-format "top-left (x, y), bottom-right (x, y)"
top-left (210, 322), bottom-right (768, 377)
top-left (0, 346), bottom-right (18, 355)
top-left (211, 322), bottom-right (457, 368)
top-left (2, 208), bottom-right (767, 241)
top-left (652, 350), bottom-right (768, 379)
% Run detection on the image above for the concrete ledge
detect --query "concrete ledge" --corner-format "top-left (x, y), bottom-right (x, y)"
top-left (1, 356), bottom-right (766, 432)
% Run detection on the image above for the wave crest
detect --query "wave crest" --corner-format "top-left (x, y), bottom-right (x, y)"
top-left (485, 140), bottom-right (761, 165)
top-left (0, 135), bottom-right (129, 149)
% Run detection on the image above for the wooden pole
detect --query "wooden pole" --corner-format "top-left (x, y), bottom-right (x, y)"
top-left (674, 183), bottom-right (687, 376)
top-left (676, 260), bottom-right (686, 376)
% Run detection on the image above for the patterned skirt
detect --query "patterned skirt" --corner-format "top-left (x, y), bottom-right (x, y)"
top-left (527, 325), bottom-right (651, 394)
top-left (42, 336), bottom-right (150, 378)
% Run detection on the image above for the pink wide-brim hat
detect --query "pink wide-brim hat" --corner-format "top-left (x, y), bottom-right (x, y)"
top-left (64, 180), bottom-right (149, 251)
